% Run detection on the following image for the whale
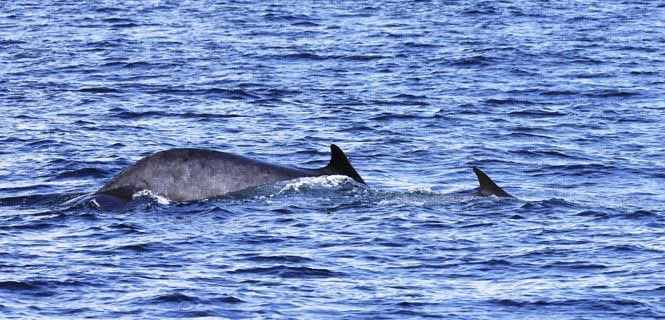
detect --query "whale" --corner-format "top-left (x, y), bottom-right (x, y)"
top-left (72, 144), bottom-right (511, 210)
top-left (92, 144), bottom-right (365, 206)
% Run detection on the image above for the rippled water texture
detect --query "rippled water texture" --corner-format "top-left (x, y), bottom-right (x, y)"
top-left (2, 1), bottom-right (665, 319)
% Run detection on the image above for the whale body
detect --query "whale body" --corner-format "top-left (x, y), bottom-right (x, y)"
top-left (95, 144), bottom-right (365, 203)
top-left (80, 144), bottom-right (511, 210)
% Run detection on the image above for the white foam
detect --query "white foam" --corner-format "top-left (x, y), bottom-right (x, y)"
top-left (377, 198), bottom-right (427, 206)
top-left (132, 190), bottom-right (171, 205)
top-left (277, 175), bottom-right (360, 194)
top-left (406, 185), bottom-right (434, 194)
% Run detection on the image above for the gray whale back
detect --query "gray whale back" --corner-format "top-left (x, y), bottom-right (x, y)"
top-left (96, 144), bottom-right (364, 202)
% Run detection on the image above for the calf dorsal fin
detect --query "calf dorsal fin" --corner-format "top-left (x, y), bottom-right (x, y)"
top-left (322, 144), bottom-right (366, 184)
top-left (473, 167), bottom-right (511, 197)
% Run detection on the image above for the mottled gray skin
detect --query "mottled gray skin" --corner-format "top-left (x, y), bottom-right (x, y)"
top-left (98, 149), bottom-right (320, 202)
top-left (96, 145), bottom-right (365, 203)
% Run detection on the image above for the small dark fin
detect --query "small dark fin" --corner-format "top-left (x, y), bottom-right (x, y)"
top-left (322, 144), bottom-right (366, 184)
top-left (473, 167), bottom-right (511, 197)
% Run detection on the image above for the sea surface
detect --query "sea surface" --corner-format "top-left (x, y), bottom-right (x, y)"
top-left (1, 1), bottom-right (665, 319)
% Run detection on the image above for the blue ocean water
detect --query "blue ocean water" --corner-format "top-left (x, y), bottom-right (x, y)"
top-left (1, 1), bottom-right (665, 318)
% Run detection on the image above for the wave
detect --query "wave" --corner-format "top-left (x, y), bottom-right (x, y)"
top-left (0, 39), bottom-right (26, 46)
top-left (123, 61), bottom-right (154, 69)
top-left (369, 99), bottom-right (429, 106)
top-left (78, 87), bottom-right (120, 93)
top-left (604, 244), bottom-right (662, 253)
top-left (540, 90), bottom-right (578, 96)
top-left (508, 109), bottom-right (568, 117)
top-left (369, 113), bottom-right (424, 120)
top-left (490, 298), bottom-right (648, 309)
top-left (0, 279), bottom-right (88, 293)
top-left (147, 292), bottom-right (244, 305)
top-left (274, 53), bottom-right (389, 62)
top-left (510, 149), bottom-right (590, 160)
top-left (543, 261), bottom-right (607, 270)
top-left (112, 241), bottom-right (175, 252)
top-left (535, 163), bottom-right (615, 177)
top-left (52, 168), bottom-right (108, 180)
top-left (150, 292), bottom-right (201, 303)
top-left (112, 109), bottom-right (244, 120)
top-left (281, 53), bottom-right (326, 60)
top-left (262, 13), bottom-right (315, 22)
top-left (584, 90), bottom-right (640, 98)
top-left (291, 21), bottom-right (320, 27)
top-left (0, 193), bottom-right (83, 208)
top-left (575, 210), bottom-right (609, 218)
top-left (624, 210), bottom-right (660, 220)
top-left (0, 281), bottom-right (39, 291)
top-left (138, 87), bottom-right (261, 99)
top-left (519, 198), bottom-right (578, 210)
top-left (450, 55), bottom-right (494, 66)
top-left (243, 255), bottom-right (314, 263)
top-left (485, 98), bottom-right (536, 105)
top-left (501, 132), bottom-right (556, 140)
top-left (229, 265), bottom-right (342, 278)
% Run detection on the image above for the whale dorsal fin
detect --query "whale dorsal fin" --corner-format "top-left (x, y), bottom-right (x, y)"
top-left (322, 144), bottom-right (366, 184)
top-left (473, 167), bottom-right (511, 197)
